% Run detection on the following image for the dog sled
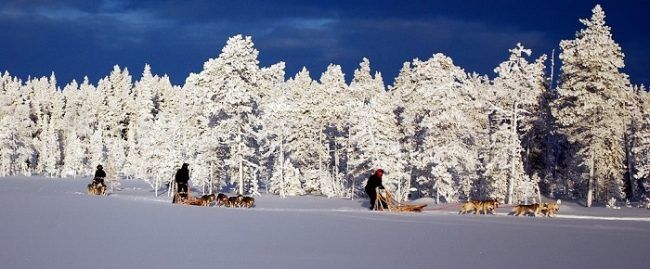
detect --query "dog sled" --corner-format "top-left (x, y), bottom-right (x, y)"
top-left (172, 191), bottom-right (215, 207)
top-left (374, 188), bottom-right (427, 212)
top-left (170, 182), bottom-right (216, 206)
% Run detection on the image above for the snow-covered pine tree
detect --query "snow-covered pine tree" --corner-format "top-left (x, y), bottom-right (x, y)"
top-left (60, 81), bottom-right (85, 177)
top-left (348, 58), bottom-right (408, 201)
top-left (184, 35), bottom-right (264, 195)
top-left (486, 43), bottom-right (547, 204)
top-left (282, 68), bottom-right (330, 195)
top-left (269, 158), bottom-right (305, 197)
top-left (314, 64), bottom-right (349, 197)
top-left (40, 121), bottom-right (60, 177)
top-left (483, 109), bottom-right (537, 203)
top-left (260, 62), bottom-right (308, 197)
top-left (553, 5), bottom-right (633, 207)
top-left (0, 72), bottom-right (32, 176)
top-left (392, 54), bottom-right (484, 203)
top-left (75, 77), bottom-right (101, 175)
top-left (28, 74), bottom-right (64, 177)
top-left (88, 129), bottom-right (105, 174)
top-left (123, 65), bottom-right (157, 181)
top-left (97, 65), bottom-right (133, 175)
top-left (631, 85), bottom-right (650, 198)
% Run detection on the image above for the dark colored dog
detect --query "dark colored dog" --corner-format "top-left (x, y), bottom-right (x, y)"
top-left (216, 193), bottom-right (229, 207)
top-left (241, 196), bottom-right (255, 208)
top-left (198, 194), bottom-right (216, 206)
top-left (227, 195), bottom-right (243, 208)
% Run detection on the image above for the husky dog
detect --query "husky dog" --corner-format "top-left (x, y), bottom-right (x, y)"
top-left (241, 196), bottom-right (255, 208)
top-left (216, 193), bottom-right (229, 207)
top-left (512, 203), bottom-right (545, 217)
top-left (473, 200), bottom-right (499, 214)
top-left (173, 191), bottom-right (188, 204)
top-left (542, 200), bottom-right (561, 217)
top-left (87, 181), bottom-right (106, 196)
top-left (459, 201), bottom-right (479, 214)
top-left (459, 199), bottom-right (499, 214)
top-left (227, 195), bottom-right (244, 208)
top-left (198, 194), bottom-right (216, 206)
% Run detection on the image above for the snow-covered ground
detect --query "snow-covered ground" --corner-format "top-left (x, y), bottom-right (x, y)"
top-left (1, 176), bottom-right (649, 269)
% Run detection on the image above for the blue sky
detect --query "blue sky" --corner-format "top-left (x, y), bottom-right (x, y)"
top-left (0, 0), bottom-right (648, 87)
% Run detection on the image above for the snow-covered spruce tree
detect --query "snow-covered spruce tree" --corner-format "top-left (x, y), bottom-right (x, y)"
top-left (123, 65), bottom-right (157, 181)
top-left (27, 74), bottom-right (64, 177)
top-left (347, 58), bottom-right (408, 201)
top-left (96, 65), bottom-right (134, 175)
top-left (39, 121), bottom-right (61, 177)
top-left (105, 136), bottom-right (125, 182)
top-left (392, 54), bottom-right (485, 203)
top-left (60, 81), bottom-right (86, 177)
top-left (631, 86), bottom-right (650, 198)
top-left (553, 5), bottom-right (633, 207)
top-left (483, 109), bottom-right (538, 203)
top-left (282, 68), bottom-right (330, 195)
top-left (88, 129), bottom-right (105, 174)
top-left (0, 72), bottom-right (32, 176)
top-left (269, 158), bottom-right (305, 197)
top-left (259, 62), bottom-right (308, 197)
top-left (485, 44), bottom-right (547, 204)
top-left (140, 111), bottom-right (180, 194)
top-left (75, 77), bottom-right (102, 175)
top-left (97, 65), bottom-right (134, 140)
top-left (61, 129), bottom-right (84, 178)
top-left (24, 75), bottom-right (53, 175)
top-left (144, 77), bottom-right (191, 191)
top-left (184, 35), bottom-right (266, 196)
top-left (314, 64), bottom-right (350, 197)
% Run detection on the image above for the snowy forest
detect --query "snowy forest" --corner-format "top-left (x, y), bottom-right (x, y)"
top-left (1, 5), bottom-right (648, 207)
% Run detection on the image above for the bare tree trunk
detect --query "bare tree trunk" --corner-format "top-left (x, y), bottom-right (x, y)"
top-left (434, 181), bottom-right (439, 204)
top-left (280, 133), bottom-right (285, 198)
top-left (238, 130), bottom-right (244, 195)
top-left (587, 153), bottom-right (594, 207)
top-left (168, 181), bottom-right (175, 198)
top-left (208, 162), bottom-right (213, 194)
top-left (624, 132), bottom-right (636, 199)
top-left (347, 122), bottom-right (354, 200)
top-left (508, 102), bottom-right (518, 204)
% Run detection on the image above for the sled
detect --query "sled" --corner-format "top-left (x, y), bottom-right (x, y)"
top-left (374, 188), bottom-right (427, 212)
top-left (172, 192), bottom-right (209, 206)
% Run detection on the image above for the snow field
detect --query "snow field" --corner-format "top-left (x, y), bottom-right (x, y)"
top-left (1, 177), bottom-right (649, 269)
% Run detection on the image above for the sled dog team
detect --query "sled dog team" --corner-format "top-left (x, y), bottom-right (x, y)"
top-left (176, 193), bottom-right (256, 208)
top-left (459, 199), bottom-right (562, 217)
top-left (216, 193), bottom-right (256, 208)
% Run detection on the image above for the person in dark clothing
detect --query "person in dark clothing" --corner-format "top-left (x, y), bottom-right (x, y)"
top-left (93, 165), bottom-right (106, 187)
top-left (174, 163), bottom-right (190, 195)
top-left (365, 169), bottom-right (387, 210)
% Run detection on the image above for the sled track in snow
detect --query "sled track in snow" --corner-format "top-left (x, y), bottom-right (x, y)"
top-left (485, 212), bottom-right (650, 222)
top-left (81, 191), bottom-right (650, 222)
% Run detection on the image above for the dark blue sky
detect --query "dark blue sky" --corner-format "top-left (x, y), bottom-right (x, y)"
top-left (1, 0), bottom-right (648, 87)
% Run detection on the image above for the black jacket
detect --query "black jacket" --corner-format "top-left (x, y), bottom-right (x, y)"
top-left (175, 168), bottom-right (189, 184)
top-left (365, 174), bottom-right (385, 192)
top-left (94, 169), bottom-right (106, 178)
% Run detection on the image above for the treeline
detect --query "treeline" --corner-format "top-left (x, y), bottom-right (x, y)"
top-left (0, 5), bottom-right (648, 206)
